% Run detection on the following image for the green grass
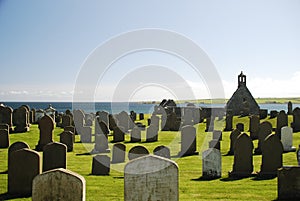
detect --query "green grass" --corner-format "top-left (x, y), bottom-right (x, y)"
top-left (0, 114), bottom-right (299, 201)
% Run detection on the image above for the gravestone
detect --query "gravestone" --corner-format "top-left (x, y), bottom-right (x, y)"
top-left (275, 110), bottom-right (288, 139)
top-left (98, 111), bottom-right (109, 126)
top-left (124, 155), bottom-right (178, 201)
top-left (178, 125), bottom-right (197, 156)
top-left (128, 146), bottom-right (149, 160)
top-left (254, 121), bottom-right (273, 154)
top-left (73, 110), bottom-right (85, 134)
top-left (32, 168), bottom-right (86, 201)
top-left (91, 155), bottom-right (110, 175)
top-left (224, 111), bottom-right (233, 131)
top-left (0, 106), bottom-right (13, 131)
top-left (8, 148), bottom-right (41, 196)
top-left (291, 107), bottom-right (300, 132)
top-left (153, 145), bottom-right (171, 159)
top-left (13, 106), bottom-right (30, 132)
top-left (229, 133), bottom-right (254, 177)
top-left (43, 142), bottom-right (67, 172)
top-left (0, 129), bottom-right (9, 148)
top-left (205, 117), bottom-right (214, 132)
top-left (62, 114), bottom-right (72, 128)
top-left (112, 126), bottom-right (125, 142)
top-left (209, 139), bottom-right (220, 150)
top-left (111, 143), bottom-right (126, 163)
top-left (130, 127), bottom-right (141, 142)
top-left (80, 126), bottom-right (92, 143)
top-left (35, 109), bottom-right (44, 124)
top-left (202, 148), bottom-right (221, 179)
top-left (150, 115), bottom-right (159, 128)
top-left (92, 134), bottom-right (110, 154)
top-left (182, 108), bottom-right (194, 126)
top-left (281, 126), bottom-right (296, 152)
top-left (236, 123), bottom-right (244, 132)
top-left (36, 115), bottom-right (54, 151)
top-left (278, 166), bottom-right (300, 200)
top-left (249, 115), bottom-right (260, 140)
top-left (167, 111), bottom-right (181, 131)
top-left (60, 131), bottom-right (74, 152)
top-left (64, 125), bottom-right (76, 142)
top-left (108, 114), bottom-right (118, 131)
top-left (258, 134), bottom-right (283, 177)
top-left (8, 141), bottom-right (30, 169)
top-left (213, 130), bottom-right (222, 141)
top-left (228, 129), bottom-right (241, 155)
top-left (146, 125), bottom-right (158, 142)
top-left (117, 111), bottom-right (130, 131)
top-left (130, 111), bottom-right (136, 121)
top-left (95, 120), bottom-right (109, 137)
top-left (139, 113), bottom-right (144, 120)
top-left (0, 123), bottom-right (9, 130)
top-left (259, 109), bottom-right (268, 119)
top-left (270, 110), bottom-right (278, 119)
top-left (288, 101), bottom-right (293, 115)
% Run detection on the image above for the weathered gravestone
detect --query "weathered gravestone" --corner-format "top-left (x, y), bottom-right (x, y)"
top-left (229, 133), bottom-right (254, 177)
top-left (8, 148), bottom-right (41, 196)
top-left (228, 129), bottom-right (241, 155)
top-left (43, 142), bottom-right (67, 172)
top-left (249, 115), bottom-right (260, 140)
top-left (128, 146), bottom-right (149, 160)
top-left (281, 126), bottom-right (296, 152)
top-left (91, 155), bottom-right (110, 175)
top-left (111, 143), bottom-right (126, 163)
top-left (32, 168), bottom-right (86, 201)
top-left (275, 110), bottom-right (288, 139)
top-left (112, 126), bottom-right (125, 142)
top-left (236, 123), bottom-right (244, 132)
top-left (277, 166), bottom-right (300, 200)
top-left (61, 114), bottom-right (72, 128)
top-left (146, 125), bottom-right (158, 142)
top-left (0, 106), bottom-right (13, 132)
top-left (36, 115), bottom-right (54, 151)
top-left (124, 155), bottom-right (178, 201)
top-left (0, 129), bottom-right (9, 148)
top-left (224, 111), bottom-right (233, 131)
top-left (202, 148), bottom-right (221, 179)
top-left (80, 126), bottom-right (92, 143)
top-left (130, 127), bottom-right (141, 142)
top-left (13, 106), bottom-right (30, 132)
top-left (254, 121), bottom-right (273, 154)
top-left (209, 139), bottom-right (220, 150)
top-left (258, 134), bottom-right (283, 177)
top-left (178, 125), bottom-right (198, 156)
top-left (153, 145), bottom-right (171, 159)
top-left (92, 134), bottom-right (110, 154)
top-left (213, 130), bottom-right (222, 141)
top-left (60, 131), bottom-right (74, 152)
top-left (291, 107), bottom-right (300, 132)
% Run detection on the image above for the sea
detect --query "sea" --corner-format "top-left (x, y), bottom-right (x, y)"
top-left (2, 102), bottom-right (300, 114)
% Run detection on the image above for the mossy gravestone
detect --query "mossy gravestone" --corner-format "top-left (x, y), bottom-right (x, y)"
top-left (124, 155), bottom-right (178, 201)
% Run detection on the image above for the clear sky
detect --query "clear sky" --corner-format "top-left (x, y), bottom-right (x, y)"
top-left (0, 0), bottom-right (299, 102)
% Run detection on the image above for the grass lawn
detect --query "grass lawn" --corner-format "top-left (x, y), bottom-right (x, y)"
top-left (0, 114), bottom-right (299, 201)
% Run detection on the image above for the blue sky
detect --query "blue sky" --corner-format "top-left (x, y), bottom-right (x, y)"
top-left (0, 0), bottom-right (299, 101)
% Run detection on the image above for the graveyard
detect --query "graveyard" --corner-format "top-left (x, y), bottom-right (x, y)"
top-left (0, 110), bottom-right (300, 200)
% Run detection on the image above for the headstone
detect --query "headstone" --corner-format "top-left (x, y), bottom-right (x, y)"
top-left (36, 115), bottom-right (54, 151)
top-left (150, 115), bottom-right (159, 128)
top-left (259, 109), bottom-right (268, 119)
top-left (278, 166), bottom-right (300, 200)
top-left (117, 111), bottom-right (130, 131)
top-left (108, 114), bottom-right (118, 131)
top-left (229, 133), bottom-right (254, 177)
top-left (62, 114), bottom-right (72, 128)
top-left (236, 123), bottom-right (244, 132)
top-left (209, 139), bottom-right (220, 150)
top-left (80, 126), bottom-right (92, 143)
top-left (153, 145), bottom-right (171, 159)
top-left (146, 125), bottom-right (158, 142)
top-left (249, 115), bottom-right (260, 140)
top-left (8, 148), bottom-right (41, 196)
top-left (98, 111), bottom-right (109, 126)
top-left (213, 130), bottom-right (222, 141)
top-left (178, 125), bottom-right (197, 156)
top-left (91, 155), bottom-right (110, 175)
top-left (43, 142), bottom-right (67, 172)
top-left (275, 110), bottom-right (288, 139)
top-left (13, 106), bottom-right (30, 132)
top-left (130, 111), bottom-right (136, 122)
top-left (182, 108), bottom-right (194, 126)
top-left (139, 113), bottom-right (144, 120)
top-left (73, 110), bottom-right (85, 134)
top-left (112, 126), bottom-right (125, 142)
top-left (130, 127), bottom-right (141, 142)
top-left (8, 141), bottom-right (30, 169)
top-left (288, 101), bottom-right (293, 115)
top-left (254, 121), bottom-right (273, 154)
top-left (270, 110), bottom-right (278, 118)
top-left (124, 155), bottom-right (178, 201)
top-left (224, 111), bottom-right (233, 131)
top-left (258, 134), bottom-right (283, 177)
top-left (0, 105), bottom-right (13, 131)
top-left (228, 129), bottom-right (241, 155)
top-left (281, 126), bottom-right (296, 152)
top-left (128, 146), bottom-right (149, 160)
top-left (202, 148), bottom-right (221, 179)
top-left (205, 117), bottom-right (214, 132)
top-left (95, 120), bottom-right (109, 137)
top-left (0, 129), bottom-right (9, 148)
top-left (92, 134), bottom-right (110, 154)
top-left (32, 168), bottom-right (85, 201)
top-left (0, 123), bottom-right (9, 130)
top-left (35, 109), bottom-right (45, 124)
top-left (292, 107), bottom-right (300, 132)
top-left (111, 143), bottom-right (126, 163)
top-left (60, 131), bottom-right (74, 152)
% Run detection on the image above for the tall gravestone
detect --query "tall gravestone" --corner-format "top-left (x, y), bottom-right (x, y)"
top-left (288, 101), bottom-right (293, 115)
top-left (281, 126), bottom-right (296, 152)
top-left (128, 146), bottom-right (149, 160)
top-left (92, 134), bottom-right (110, 154)
top-left (275, 110), bottom-right (288, 139)
top-left (249, 115), bottom-right (260, 140)
top-left (224, 111), bottom-right (233, 131)
top-left (0, 129), bottom-right (9, 148)
top-left (178, 125), bottom-right (197, 156)
top-left (292, 107), bottom-right (300, 132)
top-left (130, 127), bottom-right (141, 142)
top-left (73, 110), bottom-right (85, 134)
top-left (146, 125), bottom-right (158, 142)
top-left (124, 155), bottom-right (179, 201)
top-left (80, 126), bottom-right (92, 143)
top-left (111, 143), bottom-right (126, 163)
top-left (32, 168), bottom-right (86, 201)
top-left (62, 114), bottom-right (72, 128)
top-left (92, 155), bottom-right (110, 175)
top-left (60, 131), bottom-right (74, 152)
top-left (228, 129), bottom-right (241, 155)
top-left (36, 115), bottom-right (54, 151)
top-left (8, 148), bottom-right (41, 196)
top-left (254, 121), bottom-right (273, 154)
top-left (229, 133), bottom-right (254, 177)
top-left (258, 134), bottom-right (283, 177)
top-left (202, 148), bottom-right (221, 179)
top-left (43, 142), bottom-right (67, 172)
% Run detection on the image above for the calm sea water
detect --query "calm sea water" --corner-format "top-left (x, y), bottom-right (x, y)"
top-left (2, 102), bottom-right (300, 114)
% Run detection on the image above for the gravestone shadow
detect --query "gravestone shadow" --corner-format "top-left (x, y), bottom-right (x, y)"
top-left (0, 192), bottom-right (31, 200)
top-left (191, 176), bottom-right (220, 181)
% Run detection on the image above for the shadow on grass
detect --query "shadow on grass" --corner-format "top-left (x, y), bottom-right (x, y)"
top-left (76, 152), bottom-right (92, 156)
top-left (0, 170), bottom-right (8, 174)
top-left (0, 192), bottom-right (31, 200)
top-left (113, 176), bottom-right (124, 179)
top-left (251, 175), bottom-right (277, 181)
top-left (191, 176), bottom-right (220, 181)
top-left (220, 176), bottom-right (245, 182)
